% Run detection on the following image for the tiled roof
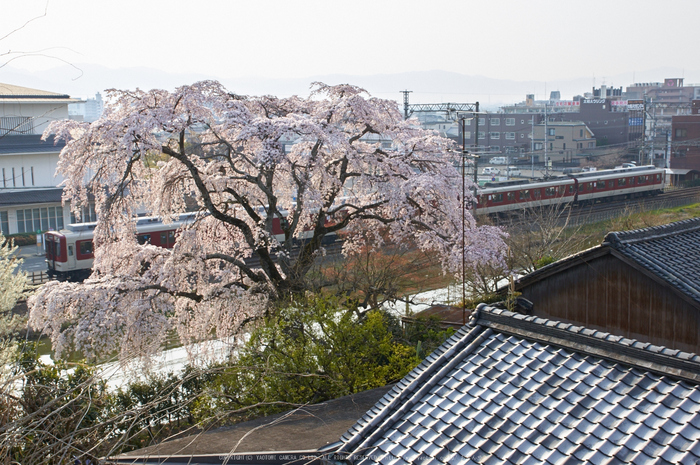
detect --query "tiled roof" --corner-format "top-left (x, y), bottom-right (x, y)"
top-left (110, 385), bottom-right (393, 464)
top-left (334, 306), bottom-right (700, 464)
top-left (0, 134), bottom-right (65, 155)
top-left (604, 218), bottom-right (700, 305)
top-left (0, 188), bottom-right (63, 207)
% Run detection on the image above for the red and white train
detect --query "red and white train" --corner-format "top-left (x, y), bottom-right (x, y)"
top-left (45, 213), bottom-right (202, 281)
top-left (44, 210), bottom-right (339, 281)
top-left (46, 166), bottom-right (664, 280)
top-left (476, 165), bottom-right (665, 214)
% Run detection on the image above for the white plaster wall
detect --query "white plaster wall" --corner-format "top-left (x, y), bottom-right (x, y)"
top-left (0, 102), bottom-right (70, 135)
top-left (0, 152), bottom-right (62, 188)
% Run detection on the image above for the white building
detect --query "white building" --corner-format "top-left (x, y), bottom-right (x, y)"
top-left (0, 83), bottom-right (86, 236)
top-left (68, 92), bottom-right (104, 123)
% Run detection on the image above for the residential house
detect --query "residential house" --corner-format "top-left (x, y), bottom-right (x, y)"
top-left (531, 121), bottom-right (596, 161)
top-left (508, 218), bottom-right (700, 354)
top-left (113, 304), bottom-right (700, 464)
top-left (330, 305), bottom-right (700, 464)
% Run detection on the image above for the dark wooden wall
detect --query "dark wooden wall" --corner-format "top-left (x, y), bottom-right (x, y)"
top-left (519, 254), bottom-right (700, 354)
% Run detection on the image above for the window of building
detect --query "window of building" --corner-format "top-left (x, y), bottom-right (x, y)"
top-left (505, 132), bottom-right (515, 140)
top-left (478, 119), bottom-right (485, 126)
top-left (534, 142), bottom-right (543, 150)
top-left (463, 131), bottom-right (471, 139)
top-left (548, 128), bottom-right (555, 136)
top-left (676, 128), bottom-right (688, 138)
top-left (490, 118), bottom-right (500, 126)
top-left (490, 132), bottom-right (500, 139)
top-left (70, 204), bottom-right (97, 224)
top-left (580, 129), bottom-right (584, 137)
top-left (0, 211), bottom-right (8, 235)
top-left (478, 131), bottom-right (485, 139)
top-left (17, 206), bottom-right (64, 233)
top-left (505, 118), bottom-right (515, 126)
top-left (490, 146), bottom-right (500, 152)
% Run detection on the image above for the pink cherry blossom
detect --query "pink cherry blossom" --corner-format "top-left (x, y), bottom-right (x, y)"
top-left (29, 81), bottom-right (506, 361)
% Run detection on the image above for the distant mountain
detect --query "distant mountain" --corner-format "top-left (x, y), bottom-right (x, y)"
top-left (2, 64), bottom-right (698, 111)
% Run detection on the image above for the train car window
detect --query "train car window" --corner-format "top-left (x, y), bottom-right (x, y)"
top-left (68, 245), bottom-right (74, 257)
top-left (493, 193), bottom-right (503, 203)
top-left (596, 181), bottom-right (605, 189)
top-left (79, 240), bottom-right (93, 255)
top-left (618, 178), bottom-right (627, 186)
top-left (656, 174), bottom-right (662, 181)
top-left (558, 186), bottom-right (565, 194)
top-left (507, 192), bottom-right (515, 201)
top-left (519, 190), bottom-right (530, 200)
top-left (137, 234), bottom-right (151, 245)
top-left (545, 187), bottom-right (556, 197)
top-left (568, 185), bottom-right (575, 194)
top-left (160, 231), bottom-right (176, 246)
top-left (533, 190), bottom-right (541, 199)
top-left (639, 175), bottom-right (648, 183)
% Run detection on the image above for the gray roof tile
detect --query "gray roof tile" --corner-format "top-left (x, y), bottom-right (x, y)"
top-left (339, 307), bottom-right (700, 465)
top-left (604, 218), bottom-right (700, 305)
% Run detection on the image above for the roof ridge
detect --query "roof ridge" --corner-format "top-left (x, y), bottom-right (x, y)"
top-left (0, 82), bottom-right (70, 98)
top-left (475, 306), bottom-right (700, 383)
top-left (605, 217), bottom-right (700, 246)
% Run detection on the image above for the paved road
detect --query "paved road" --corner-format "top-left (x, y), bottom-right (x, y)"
top-left (14, 244), bottom-right (47, 274)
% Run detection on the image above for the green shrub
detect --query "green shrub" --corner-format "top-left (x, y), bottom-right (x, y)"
top-left (5, 233), bottom-right (37, 247)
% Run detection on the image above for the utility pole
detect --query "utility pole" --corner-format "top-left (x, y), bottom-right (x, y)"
top-left (544, 103), bottom-right (549, 177)
top-left (531, 115), bottom-right (535, 178)
top-left (401, 90), bottom-right (412, 120)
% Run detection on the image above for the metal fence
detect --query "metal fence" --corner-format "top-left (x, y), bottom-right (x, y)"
top-left (26, 270), bottom-right (51, 285)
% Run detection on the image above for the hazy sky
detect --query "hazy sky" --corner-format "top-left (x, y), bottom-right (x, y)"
top-left (2, 0), bottom-right (699, 98)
